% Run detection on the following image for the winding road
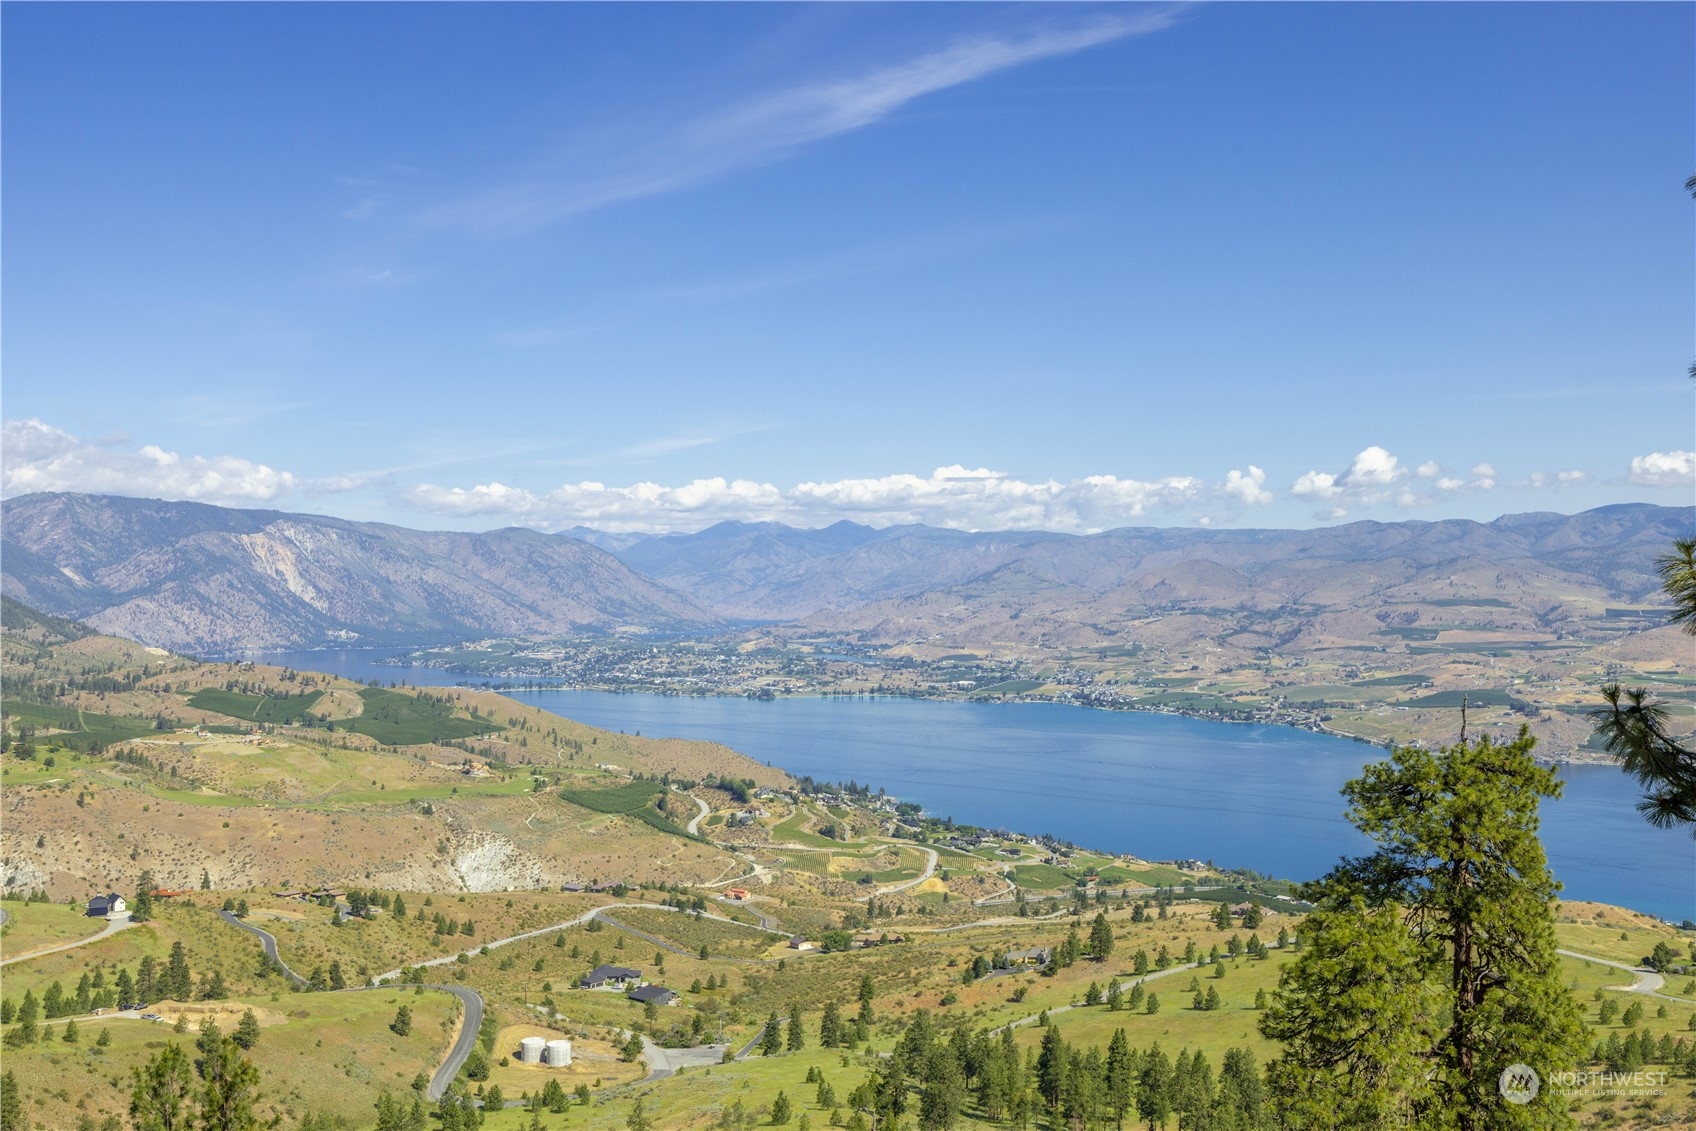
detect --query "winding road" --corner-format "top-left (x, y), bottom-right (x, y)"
top-left (1558, 948), bottom-right (1688, 1005)
top-left (682, 791), bottom-right (711, 837)
top-left (217, 910), bottom-right (307, 986)
top-left (212, 910), bottom-right (482, 1100)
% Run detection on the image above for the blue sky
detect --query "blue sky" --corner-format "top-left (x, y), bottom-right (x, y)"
top-left (3, 2), bottom-right (1691, 533)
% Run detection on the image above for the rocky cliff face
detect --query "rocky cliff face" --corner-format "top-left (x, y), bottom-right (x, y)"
top-left (2, 493), bottom-right (719, 653)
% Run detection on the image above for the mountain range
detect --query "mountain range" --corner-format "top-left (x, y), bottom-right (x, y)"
top-left (3, 492), bottom-right (1690, 655)
top-left (0, 493), bottom-right (716, 653)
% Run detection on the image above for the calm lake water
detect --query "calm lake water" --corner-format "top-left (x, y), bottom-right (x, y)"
top-left (248, 650), bottom-right (1692, 921)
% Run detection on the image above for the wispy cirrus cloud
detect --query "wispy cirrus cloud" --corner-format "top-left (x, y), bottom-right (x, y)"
top-left (420, 11), bottom-right (1182, 233)
top-left (169, 393), bottom-right (311, 429)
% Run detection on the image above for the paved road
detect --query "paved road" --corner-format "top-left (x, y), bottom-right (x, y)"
top-left (733, 1021), bottom-right (773, 1061)
top-left (1559, 948), bottom-right (1687, 1004)
top-left (1, 913), bottom-right (134, 968)
top-left (869, 847), bottom-right (939, 898)
top-left (598, 913), bottom-right (696, 959)
top-left (683, 792), bottom-right (711, 837)
top-left (427, 985), bottom-right (485, 1101)
top-left (212, 908), bottom-right (482, 1100)
top-left (217, 911), bottom-right (307, 987)
top-left (637, 1032), bottom-right (727, 1082)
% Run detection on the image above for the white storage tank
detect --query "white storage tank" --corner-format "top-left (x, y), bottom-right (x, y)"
top-left (519, 1037), bottom-right (546, 1065)
top-left (545, 1039), bottom-right (572, 1066)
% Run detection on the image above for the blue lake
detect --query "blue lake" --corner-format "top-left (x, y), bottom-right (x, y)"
top-left (247, 650), bottom-right (1692, 921)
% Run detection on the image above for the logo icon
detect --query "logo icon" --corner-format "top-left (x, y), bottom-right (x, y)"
top-left (1499, 1064), bottom-right (1540, 1104)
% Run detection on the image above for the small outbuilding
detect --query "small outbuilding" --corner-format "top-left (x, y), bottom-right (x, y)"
top-left (628, 985), bottom-right (677, 1007)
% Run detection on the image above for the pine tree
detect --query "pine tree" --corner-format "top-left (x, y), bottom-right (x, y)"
top-left (1087, 912), bottom-right (1114, 962)
top-left (819, 1000), bottom-right (842, 1047)
top-left (760, 1012), bottom-right (783, 1056)
top-left (132, 870), bottom-right (156, 923)
top-left (1136, 1044), bottom-right (1173, 1129)
top-left (232, 1010), bottom-right (260, 1051)
top-left (131, 1043), bottom-right (195, 1130)
top-left (197, 1030), bottom-right (263, 1131)
top-left (0, 1070), bottom-right (20, 1131)
top-left (164, 942), bottom-right (191, 1001)
top-left (771, 1090), bottom-right (793, 1125)
top-left (1262, 729), bottom-right (1587, 1129)
top-left (787, 1004), bottom-right (805, 1051)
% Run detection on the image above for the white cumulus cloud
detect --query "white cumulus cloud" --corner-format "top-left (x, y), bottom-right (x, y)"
top-left (407, 463), bottom-right (1273, 534)
top-left (1221, 466), bottom-right (1273, 507)
top-left (1, 419), bottom-right (300, 503)
top-left (1291, 470), bottom-right (1342, 499)
top-left (1629, 450), bottom-right (1696, 487)
top-left (1345, 445), bottom-right (1403, 488)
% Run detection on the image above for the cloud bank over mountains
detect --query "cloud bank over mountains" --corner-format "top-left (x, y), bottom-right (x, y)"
top-left (2, 417), bottom-right (1682, 534)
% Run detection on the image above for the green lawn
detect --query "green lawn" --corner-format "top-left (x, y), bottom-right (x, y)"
top-left (0, 899), bottom-right (107, 955)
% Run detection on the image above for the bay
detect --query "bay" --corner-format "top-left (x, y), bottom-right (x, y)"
top-left (243, 650), bottom-right (1692, 921)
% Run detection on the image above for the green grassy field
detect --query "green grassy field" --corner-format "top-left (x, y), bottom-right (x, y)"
top-left (186, 687), bottom-right (325, 725)
top-left (557, 780), bottom-right (697, 840)
top-left (1, 985), bottom-right (460, 1129)
top-left (342, 687), bottom-right (496, 745)
top-left (0, 698), bottom-right (159, 751)
top-left (0, 899), bottom-right (107, 955)
top-left (0, 901), bottom-right (280, 1005)
top-left (771, 805), bottom-right (855, 848)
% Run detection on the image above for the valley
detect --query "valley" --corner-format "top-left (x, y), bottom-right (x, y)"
top-left (3, 605), bottom-right (1695, 1129)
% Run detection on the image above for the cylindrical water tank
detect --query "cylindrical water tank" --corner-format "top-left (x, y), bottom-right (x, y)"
top-left (519, 1037), bottom-right (546, 1065)
top-left (545, 1039), bottom-right (572, 1066)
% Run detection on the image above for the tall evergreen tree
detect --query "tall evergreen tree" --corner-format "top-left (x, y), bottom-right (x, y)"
top-left (197, 1031), bottom-right (263, 1131)
top-left (130, 1042), bottom-right (195, 1131)
top-left (132, 870), bottom-right (156, 922)
top-left (164, 942), bottom-right (191, 1001)
top-left (1261, 729), bottom-right (1586, 1129)
top-left (1087, 912), bottom-right (1115, 962)
top-left (1104, 1029), bottom-right (1134, 1125)
top-left (819, 1000), bottom-right (842, 1047)
top-left (0, 1070), bottom-right (20, 1131)
top-left (1591, 538), bottom-right (1696, 826)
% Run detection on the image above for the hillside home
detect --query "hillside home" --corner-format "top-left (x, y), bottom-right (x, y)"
top-left (86, 893), bottom-right (127, 918)
top-left (628, 985), bottom-right (677, 1006)
top-left (580, 965), bottom-right (642, 989)
top-left (1002, 947), bottom-right (1051, 967)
